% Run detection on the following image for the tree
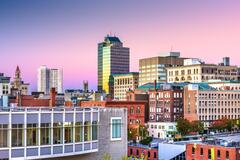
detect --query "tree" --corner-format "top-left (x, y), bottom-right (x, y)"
top-left (190, 120), bottom-right (204, 134)
top-left (128, 127), bottom-right (138, 141)
top-left (176, 118), bottom-right (191, 136)
top-left (139, 125), bottom-right (148, 140)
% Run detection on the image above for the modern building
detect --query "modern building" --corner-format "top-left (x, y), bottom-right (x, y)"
top-left (97, 35), bottom-right (130, 94)
top-left (113, 72), bottom-right (139, 100)
top-left (11, 66), bottom-right (29, 96)
top-left (0, 73), bottom-right (10, 96)
top-left (167, 59), bottom-right (238, 83)
top-left (147, 122), bottom-right (177, 139)
top-left (79, 100), bottom-right (148, 128)
top-left (184, 83), bottom-right (240, 127)
top-left (139, 52), bottom-right (186, 86)
top-left (186, 134), bottom-right (240, 160)
top-left (148, 83), bottom-right (185, 122)
top-left (0, 106), bottom-right (127, 160)
top-left (38, 66), bottom-right (63, 94)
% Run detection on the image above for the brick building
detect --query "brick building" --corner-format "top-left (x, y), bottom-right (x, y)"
top-left (79, 101), bottom-right (148, 127)
top-left (148, 83), bottom-right (185, 122)
top-left (128, 145), bottom-right (158, 160)
top-left (186, 135), bottom-right (240, 160)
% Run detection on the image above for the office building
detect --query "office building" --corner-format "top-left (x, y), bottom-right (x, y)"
top-left (147, 122), bottom-right (177, 139)
top-left (38, 66), bottom-right (63, 94)
top-left (139, 52), bottom-right (185, 86)
top-left (184, 84), bottom-right (240, 127)
top-left (97, 35), bottom-right (130, 94)
top-left (113, 72), bottom-right (139, 100)
top-left (0, 106), bottom-right (127, 160)
top-left (167, 59), bottom-right (238, 83)
top-left (11, 66), bottom-right (29, 96)
top-left (0, 73), bottom-right (10, 96)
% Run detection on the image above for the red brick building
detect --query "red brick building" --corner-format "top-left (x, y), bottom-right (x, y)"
top-left (128, 145), bottom-right (158, 160)
top-left (149, 89), bottom-right (184, 122)
top-left (186, 143), bottom-right (240, 160)
top-left (9, 88), bottom-right (56, 107)
top-left (79, 101), bottom-right (148, 127)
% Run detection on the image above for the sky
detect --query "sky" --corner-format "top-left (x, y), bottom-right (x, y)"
top-left (1, 0), bottom-right (240, 91)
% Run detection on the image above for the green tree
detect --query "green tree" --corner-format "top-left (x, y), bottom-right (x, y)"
top-left (139, 125), bottom-right (148, 140)
top-left (176, 118), bottom-right (191, 136)
top-left (128, 127), bottom-right (138, 141)
top-left (190, 120), bottom-right (204, 134)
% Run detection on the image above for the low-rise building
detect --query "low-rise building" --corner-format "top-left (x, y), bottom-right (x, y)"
top-left (113, 72), bottom-right (139, 100)
top-left (0, 73), bottom-right (11, 96)
top-left (186, 135), bottom-right (240, 160)
top-left (79, 101), bottom-right (148, 128)
top-left (147, 122), bottom-right (177, 139)
top-left (128, 143), bottom-right (158, 160)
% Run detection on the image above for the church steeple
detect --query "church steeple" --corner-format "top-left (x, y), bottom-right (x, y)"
top-left (15, 65), bottom-right (21, 79)
top-left (13, 65), bottom-right (22, 89)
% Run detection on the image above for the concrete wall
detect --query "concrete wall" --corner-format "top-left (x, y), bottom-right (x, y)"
top-left (55, 107), bottom-right (128, 160)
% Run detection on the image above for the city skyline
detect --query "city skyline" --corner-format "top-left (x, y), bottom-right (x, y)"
top-left (1, 0), bottom-right (240, 91)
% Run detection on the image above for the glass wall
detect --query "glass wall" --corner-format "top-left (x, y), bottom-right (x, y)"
top-left (0, 124), bottom-right (8, 147)
top-left (64, 122), bottom-right (73, 143)
top-left (27, 123), bottom-right (38, 146)
top-left (84, 121), bottom-right (91, 141)
top-left (92, 121), bottom-right (98, 140)
top-left (40, 123), bottom-right (51, 145)
top-left (53, 123), bottom-right (63, 144)
top-left (111, 118), bottom-right (121, 140)
top-left (75, 122), bottom-right (83, 142)
top-left (12, 124), bottom-right (24, 147)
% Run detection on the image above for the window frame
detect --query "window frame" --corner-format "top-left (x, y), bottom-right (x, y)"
top-left (110, 117), bottom-right (122, 141)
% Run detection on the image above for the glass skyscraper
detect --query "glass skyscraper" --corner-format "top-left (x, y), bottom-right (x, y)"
top-left (98, 35), bottom-right (130, 94)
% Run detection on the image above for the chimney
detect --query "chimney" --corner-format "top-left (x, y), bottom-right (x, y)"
top-left (49, 88), bottom-right (56, 107)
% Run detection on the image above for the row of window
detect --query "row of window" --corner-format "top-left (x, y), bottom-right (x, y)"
top-left (0, 122), bottom-right (97, 148)
top-left (199, 114), bottom-right (240, 121)
top-left (199, 107), bottom-right (240, 114)
top-left (192, 147), bottom-right (230, 159)
top-left (199, 93), bottom-right (240, 99)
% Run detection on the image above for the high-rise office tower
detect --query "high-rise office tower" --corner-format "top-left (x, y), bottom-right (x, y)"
top-left (37, 66), bottom-right (63, 94)
top-left (98, 35), bottom-right (130, 94)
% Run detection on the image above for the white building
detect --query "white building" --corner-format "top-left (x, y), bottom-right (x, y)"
top-left (38, 66), bottom-right (63, 94)
top-left (147, 122), bottom-right (177, 139)
top-left (0, 73), bottom-right (11, 96)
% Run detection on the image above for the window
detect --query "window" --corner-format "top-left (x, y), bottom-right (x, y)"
top-left (192, 147), bottom-right (195, 155)
top-left (75, 122), bottom-right (83, 142)
top-left (130, 148), bottom-right (133, 155)
top-left (130, 106), bottom-right (134, 114)
top-left (136, 149), bottom-right (139, 156)
top-left (27, 124), bottom-right (38, 146)
top-left (111, 117), bottom-right (121, 140)
top-left (40, 123), bottom-right (51, 145)
top-left (53, 123), bottom-right (63, 144)
top-left (217, 150), bottom-right (221, 158)
top-left (200, 148), bottom-right (203, 155)
top-left (92, 121), bottom-right (98, 140)
top-left (12, 124), bottom-right (24, 147)
top-left (64, 122), bottom-right (73, 143)
top-left (148, 151), bottom-right (151, 157)
top-left (226, 151), bottom-right (229, 159)
top-left (154, 152), bottom-right (157, 158)
top-left (208, 149), bottom-right (211, 159)
top-left (136, 106), bottom-right (141, 114)
top-left (84, 121), bottom-right (91, 141)
top-left (0, 124), bottom-right (8, 147)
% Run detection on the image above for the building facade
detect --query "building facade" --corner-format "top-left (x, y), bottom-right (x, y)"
top-left (147, 122), bottom-right (177, 139)
top-left (38, 66), bottom-right (63, 94)
top-left (113, 72), bottom-right (139, 100)
top-left (149, 84), bottom-right (184, 122)
top-left (184, 84), bottom-right (240, 127)
top-left (11, 66), bottom-right (29, 96)
top-left (79, 101), bottom-right (147, 128)
top-left (167, 63), bottom-right (238, 83)
top-left (0, 73), bottom-right (10, 96)
top-left (0, 107), bottom-right (127, 160)
top-left (139, 52), bottom-right (185, 86)
top-left (97, 35), bottom-right (130, 94)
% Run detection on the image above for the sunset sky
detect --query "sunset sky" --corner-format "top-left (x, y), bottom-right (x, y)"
top-left (1, 0), bottom-right (240, 91)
